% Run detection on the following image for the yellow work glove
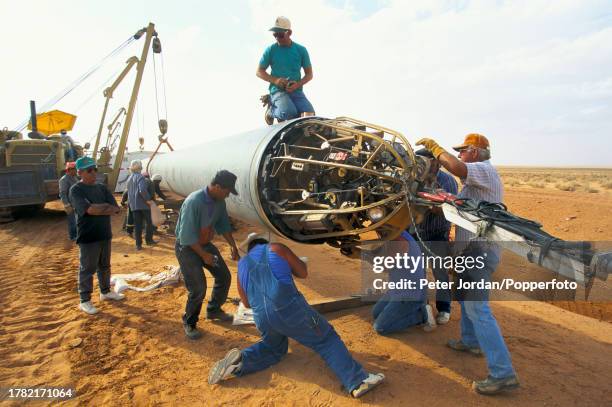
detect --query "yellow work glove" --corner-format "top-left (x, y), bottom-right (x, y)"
top-left (416, 138), bottom-right (448, 159)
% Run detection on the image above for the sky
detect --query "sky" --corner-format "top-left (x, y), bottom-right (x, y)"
top-left (1, 0), bottom-right (611, 167)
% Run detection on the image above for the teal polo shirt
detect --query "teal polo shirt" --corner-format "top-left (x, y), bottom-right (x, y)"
top-left (259, 41), bottom-right (311, 94)
top-left (175, 187), bottom-right (232, 246)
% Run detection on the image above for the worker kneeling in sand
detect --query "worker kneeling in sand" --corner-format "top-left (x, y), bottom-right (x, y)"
top-left (371, 231), bottom-right (437, 334)
top-left (208, 233), bottom-right (385, 398)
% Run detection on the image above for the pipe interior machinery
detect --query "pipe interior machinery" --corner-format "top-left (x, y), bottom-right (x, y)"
top-left (149, 117), bottom-right (434, 251)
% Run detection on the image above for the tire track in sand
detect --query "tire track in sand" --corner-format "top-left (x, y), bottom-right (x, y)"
top-left (0, 212), bottom-right (83, 388)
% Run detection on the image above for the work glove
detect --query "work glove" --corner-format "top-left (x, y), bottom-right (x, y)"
top-left (416, 138), bottom-right (448, 159)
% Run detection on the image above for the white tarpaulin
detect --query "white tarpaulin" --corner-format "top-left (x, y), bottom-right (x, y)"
top-left (111, 266), bottom-right (182, 293)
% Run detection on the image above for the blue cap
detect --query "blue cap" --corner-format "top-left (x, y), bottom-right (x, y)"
top-left (75, 156), bottom-right (96, 170)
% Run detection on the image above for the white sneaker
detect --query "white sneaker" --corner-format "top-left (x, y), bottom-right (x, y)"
top-left (208, 348), bottom-right (242, 384)
top-left (100, 291), bottom-right (125, 301)
top-left (436, 311), bottom-right (451, 325)
top-left (423, 304), bottom-right (437, 332)
top-left (79, 301), bottom-right (99, 315)
top-left (351, 373), bottom-right (385, 398)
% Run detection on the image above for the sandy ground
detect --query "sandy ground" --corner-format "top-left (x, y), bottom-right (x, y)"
top-left (1, 186), bottom-right (611, 406)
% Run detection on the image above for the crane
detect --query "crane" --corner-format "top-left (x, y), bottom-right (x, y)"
top-left (91, 22), bottom-right (164, 191)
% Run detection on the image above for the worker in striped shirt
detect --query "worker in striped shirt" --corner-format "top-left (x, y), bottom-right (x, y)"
top-left (410, 148), bottom-right (458, 324)
top-left (416, 133), bottom-right (519, 395)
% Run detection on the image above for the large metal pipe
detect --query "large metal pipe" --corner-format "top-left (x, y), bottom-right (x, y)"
top-left (149, 119), bottom-right (306, 235)
top-left (149, 116), bottom-right (422, 246)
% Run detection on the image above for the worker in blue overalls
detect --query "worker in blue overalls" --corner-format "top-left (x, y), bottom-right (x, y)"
top-left (208, 233), bottom-right (385, 398)
top-left (371, 231), bottom-right (437, 334)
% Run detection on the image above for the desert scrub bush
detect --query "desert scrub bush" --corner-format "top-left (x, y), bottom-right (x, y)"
top-left (527, 181), bottom-right (545, 188)
top-left (504, 177), bottom-right (520, 187)
top-left (556, 182), bottom-right (579, 191)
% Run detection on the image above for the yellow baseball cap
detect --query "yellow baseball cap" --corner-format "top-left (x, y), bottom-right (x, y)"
top-left (452, 133), bottom-right (490, 152)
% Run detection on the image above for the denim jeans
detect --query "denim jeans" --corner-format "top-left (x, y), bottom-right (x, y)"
top-left (78, 240), bottom-right (111, 302)
top-left (238, 294), bottom-right (367, 392)
top-left (133, 209), bottom-right (153, 247)
top-left (372, 295), bottom-right (427, 335)
top-left (457, 245), bottom-right (515, 379)
top-left (270, 90), bottom-right (315, 121)
top-left (422, 236), bottom-right (452, 313)
top-left (175, 241), bottom-right (231, 327)
top-left (238, 244), bottom-right (367, 393)
top-left (67, 211), bottom-right (77, 240)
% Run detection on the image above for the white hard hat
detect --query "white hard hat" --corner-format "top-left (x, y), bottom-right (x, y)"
top-left (269, 16), bottom-right (291, 32)
top-left (152, 174), bottom-right (162, 181)
top-left (239, 232), bottom-right (268, 252)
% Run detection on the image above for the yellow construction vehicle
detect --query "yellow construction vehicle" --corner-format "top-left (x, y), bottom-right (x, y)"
top-left (0, 103), bottom-right (86, 218)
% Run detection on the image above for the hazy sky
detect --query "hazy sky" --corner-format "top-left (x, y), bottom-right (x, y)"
top-left (1, 0), bottom-right (611, 166)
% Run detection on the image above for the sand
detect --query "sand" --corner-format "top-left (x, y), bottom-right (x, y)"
top-left (0, 185), bottom-right (611, 406)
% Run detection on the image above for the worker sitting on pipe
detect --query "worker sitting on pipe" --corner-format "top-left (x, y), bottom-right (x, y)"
top-left (256, 16), bottom-right (315, 125)
top-left (208, 232), bottom-right (385, 398)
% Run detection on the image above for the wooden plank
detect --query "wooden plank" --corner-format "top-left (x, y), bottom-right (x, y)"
top-left (310, 296), bottom-right (374, 314)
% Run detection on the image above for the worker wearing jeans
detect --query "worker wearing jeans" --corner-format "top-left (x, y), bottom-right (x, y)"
top-left (78, 240), bottom-right (112, 302)
top-left (371, 232), bottom-right (434, 334)
top-left (416, 133), bottom-right (518, 395)
top-left (257, 16), bottom-right (315, 124)
top-left (59, 161), bottom-right (78, 240)
top-left (69, 156), bottom-right (124, 315)
top-left (174, 170), bottom-right (241, 340)
top-left (208, 235), bottom-right (385, 398)
top-left (269, 90), bottom-right (314, 121)
top-left (456, 244), bottom-right (515, 380)
top-left (126, 160), bottom-right (154, 250)
top-left (175, 241), bottom-right (231, 327)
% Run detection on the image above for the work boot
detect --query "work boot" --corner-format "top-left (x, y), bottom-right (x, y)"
top-left (145, 239), bottom-right (159, 245)
top-left (207, 309), bottom-right (234, 322)
top-left (79, 301), bottom-right (99, 315)
top-left (208, 348), bottom-right (242, 384)
top-left (100, 291), bottom-right (125, 301)
top-left (184, 324), bottom-right (203, 340)
top-left (423, 304), bottom-right (437, 332)
top-left (261, 94), bottom-right (274, 125)
top-left (473, 375), bottom-right (520, 395)
top-left (351, 373), bottom-right (385, 398)
top-left (447, 339), bottom-right (483, 356)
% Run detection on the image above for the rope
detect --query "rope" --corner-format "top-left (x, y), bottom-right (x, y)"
top-left (74, 66), bottom-right (123, 114)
